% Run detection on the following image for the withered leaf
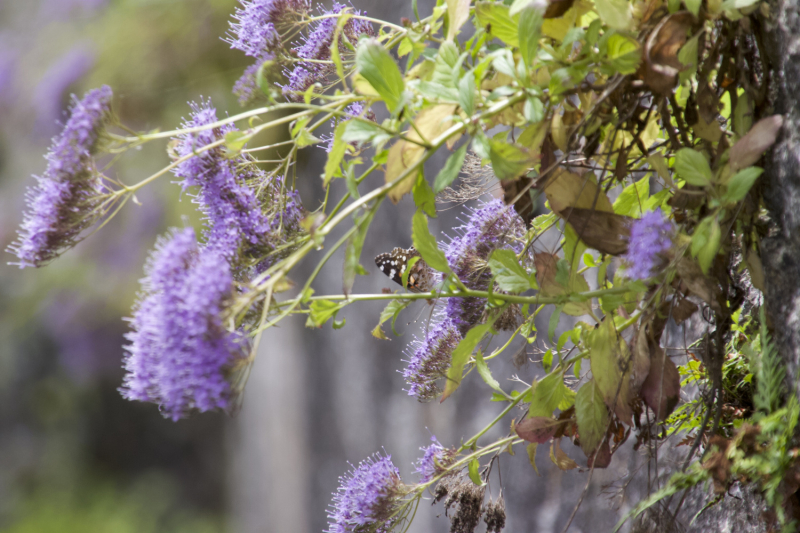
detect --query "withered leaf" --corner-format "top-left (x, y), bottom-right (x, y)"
top-left (544, 0), bottom-right (576, 18)
top-left (516, 417), bottom-right (569, 444)
top-left (561, 207), bottom-right (631, 256)
top-left (639, 13), bottom-right (693, 95)
top-left (640, 345), bottom-right (681, 421)
top-left (631, 325), bottom-right (654, 392)
top-left (550, 439), bottom-right (578, 471)
top-left (671, 297), bottom-right (699, 324)
top-left (729, 115), bottom-right (784, 172)
top-left (586, 438), bottom-right (612, 468)
top-left (534, 252), bottom-right (593, 316)
top-left (501, 176), bottom-right (536, 225)
top-left (544, 168), bottom-right (614, 214)
top-left (675, 256), bottom-right (723, 313)
top-left (588, 319), bottom-right (636, 425)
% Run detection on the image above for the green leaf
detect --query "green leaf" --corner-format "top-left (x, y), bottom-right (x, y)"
top-left (674, 148), bottom-right (713, 187)
top-left (518, 6), bottom-right (543, 71)
top-left (724, 167), bottom-right (763, 203)
top-left (489, 139), bottom-right (533, 181)
top-left (324, 122), bottom-right (347, 186)
top-left (306, 300), bottom-right (346, 328)
top-left (224, 131), bottom-right (249, 156)
top-left (489, 249), bottom-right (533, 292)
top-left (442, 323), bottom-right (492, 400)
top-left (432, 40), bottom-right (461, 88)
top-left (594, 0), bottom-right (633, 31)
top-left (342, 119), bottom-right (386, 144)
top-left (475, 2), bottom-right (520, 46)
top-left (475, 350), bottom-right (506, 395)
top-left (526, 443), bottom-right (540, 475)
top-left (413, 171), bottom-right (437, 217)
top-left (411, 209), bottom-right (451, 273)
top-left (434, 143), bottom-right (469, 193)
top-left (684, 0), bottom-right (701, 16)
top-left (606, 34), bottom-right (641, 75)
top-left (356, 39), bottom-right (405, 113)
top-left (677, 34), bottom-right (700, 85)
top-left (468, 458), bottom-right (484, 486)
top-left (458, 72), bottom-right (476, 116)
top-left (696, 218), bottom-right (720, 274)
top-left (575, 379), bottom-right (608, 454)
top-left (372, 299), bottom-right (413, 339)
top-left (734, 93), bottom-right (753, 138)
top-left (548, 304), bottom-right (563, 343)
top-left (295, 128), bottom-right (321, 148)
top-left (523, 96), bottom-right (544, 123)
top-left (343, 207), bottom-right (376, 295)
top-left (613, 178), bottom-right (650, 217)
top-left (529, 372), bottom-right (566, 417)
top-left (588, 319), bottom-right (635, 424)
top-left (446, 0), bottom-right (471, 40)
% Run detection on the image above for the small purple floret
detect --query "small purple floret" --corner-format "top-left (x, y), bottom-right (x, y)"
top-left (9, 85), bottom-right (113, 268)
top-left (623, 208), bottom-right (673, 280)
top-left (121, 227), bottom-right (247, 421)
top-left (403, 318), bottom-right (462, 401)
top-left (327, 453), bottom-right (403, 533)
top-left (227, 0), bottom-right (310, 57)
top-left (414, 436), bottom-right (453, 483)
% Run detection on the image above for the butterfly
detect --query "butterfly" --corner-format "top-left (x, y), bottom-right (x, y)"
top-left (374, 247), bottom-right (435, 292)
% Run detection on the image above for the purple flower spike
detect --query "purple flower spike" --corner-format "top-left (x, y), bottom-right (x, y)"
top-left (623, 209), bottom-right (673, 280)
top-left (327, 452), bottom-right (404, 533)
top-left (227, 0), bottom-right (310, 57)
top-left (403, 318), bottom-right (462, 401)
top-left (172, 100), bottom-right (270, 258)
top-left (9, 85), bottom-right (113, 268)
top-left (443, 199), bottom-right (527, 333)
top-left (121, 228), bottom-right (247, 421)
top-left (414, 436), bottom-right (455, 483)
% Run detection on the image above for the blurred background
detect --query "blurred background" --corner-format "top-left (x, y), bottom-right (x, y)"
top-left (0, 1), bottom-right (652, 532)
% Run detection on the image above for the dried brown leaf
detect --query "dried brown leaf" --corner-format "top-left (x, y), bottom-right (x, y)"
top-left (640, 346), bottom-right (681, 421)
top-left (561, 207), bottom-right (631, 255)
top-left (638, 12), bottom-right (693, 95)
top-left (729, 115), bottom-right (784, 172)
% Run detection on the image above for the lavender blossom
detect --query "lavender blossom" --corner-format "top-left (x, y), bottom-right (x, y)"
top-left (443, 199), bottom-right (527, 334)
top-left (327, 453), bottom-right (404, 533)
top-left (227, 0), bottom-right (310, 56)
top-left (9, 85), bottom-right (113, 268)
top-left (623, 209), bottom-right (673, 280)
top-left (403, 318), bottom-right (462, 401)
top-left (172, 100), bottom-right (270, 258)
top-left (414, 436), bottom-right (456, 483)
top-left (121, 227), bottom-right (247, 420)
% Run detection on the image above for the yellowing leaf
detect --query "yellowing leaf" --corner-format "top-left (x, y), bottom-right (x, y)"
top-left (385, 105), bottom-right (457, 202)
top-left (446, 0), bottom-right (471, 40)
top-left (475, 2), bottom-right (520, 46)
top-left (575, 379), bottom-right (608, 454)
top-left (550, 439), bottom-right (578, 470)
top-left (594, 0), bottom-right (633, 31)
top-left (544, 168), bottom-right (615, 214)
top-left (588, 319), bottom-right (635, 424)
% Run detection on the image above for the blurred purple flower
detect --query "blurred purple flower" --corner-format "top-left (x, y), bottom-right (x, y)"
top-left (34, 46), bottom-right (95, 137)
top-left (414, 436), bottom-right (455, 483)
top-left (8, 85), bottom-right (113, 268)
top-left (172, 100), bottom-right (270, 258)
top-left (623, 208), bottom-right (673, 280)
top-left (327, 452), bottom-right (403, 533)
top-left (121, 227), bottom-right (248, 420)
top-left (443, 199), bottom-right (526, 334)
top-left (403, 317), bottom-right (461, 401)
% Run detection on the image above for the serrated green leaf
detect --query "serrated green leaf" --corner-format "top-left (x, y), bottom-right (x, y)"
top-left (413, 171), bottom-right (437, 217)
top-left (475, 350), bottom-right (505, 395)
top-left (411, 210), bottom-right (450, 273)
top-left (523, 96), bottom-right (544, 123)
top-left (724, 167), bottom-right (763, 203)
top-left (446, 0), bottom-right (471, 40)
top-left (434, 142), bottom-right (469, 193)
top-left (613, 178), bottom-right (650, 217)
top-left (518, 6), bottom-right (543, 71)
top-left (575, 379), bottom-right (608, 454)
top-left (442, 323), bottom-right (492, 400)
top-left (489, 139), bottom-right (534, 181)
top-left (356, 39), bottom-right (405, 113)
top-left (343, 207), bottom-right (376, 295)
top-left (324, 122), bottom-right (348, 186)
top-left (674, 148), bottom-right (713, 187)
top-left (458, 72), bottom-right (476, 116)
top-left (295, 128), bottom-right (321, 148)
top-left (342, 119), bottom-right (384, 144)
top-left (489, 249), bottom-right (532, 292)
top-left (595, 0), bottom-right (633, 30)
top-left (529, 372), bottom-right (567, 417)
top-left (432, 40), bottom-right (460, 88)
top-left (606, 34), bottom-right (640, 74)
top-left (306, 300), bottom-right (346, 328)
top-left (475, 2), bottom-right (520, 46)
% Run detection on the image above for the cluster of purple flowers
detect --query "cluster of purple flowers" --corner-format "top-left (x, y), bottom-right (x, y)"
top-left (401, 200), bottom-right (527, 401)
top-left (327, 453), bottom-right (404, 533)
top-left (121, 227), bottom-right (247, 421)
top-left (414, 436), bottom-right (456, 483)
top-left (403, 317), bottom-right (461, 401)
top-left (227, 0), bottom-right (374, 102)
top-left (623, 208), bottom-right (673, 280)
top-left (172, 100), bottom-right (305, 269)
top-left (443, 199), bottom-right (528, 335)
top-left (9, 85), bottom-right (113, 268)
